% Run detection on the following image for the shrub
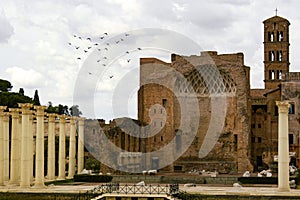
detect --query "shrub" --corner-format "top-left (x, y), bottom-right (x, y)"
top-left (74, 174), bottom-right (113, 182)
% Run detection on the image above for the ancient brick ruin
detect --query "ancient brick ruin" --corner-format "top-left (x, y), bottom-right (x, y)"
top-left (85, 15), bottom-right (300, 174)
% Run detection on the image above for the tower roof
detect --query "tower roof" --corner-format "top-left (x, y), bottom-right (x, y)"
top-left (263, 15), bottom-right (290, 25)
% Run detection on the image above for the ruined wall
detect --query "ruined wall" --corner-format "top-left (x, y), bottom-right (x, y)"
top-left (138, 51), bottom-right (253, 173)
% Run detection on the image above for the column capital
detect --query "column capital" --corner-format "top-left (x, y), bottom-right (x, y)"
top-left (276, 101), bottom-right (290, 113)
top-left (59, 114), bottom-right (67, 123)
top-left (18, 103), bottom-right (33, 109)
top-left (2, 112), bottom-right (9, 122)
top-left (0, 106), bottom-right (7, 112)
top-left (69, 116), bottom-right (77, 124)
top-left (34, 105), bottom-right (47, 117)
top-left (18, 103), bottom-right (33, 115)
top-left (0, 106), bottom-right (7, 117)
top-left (9, 108), bottom-right (21, 118)
top-left (47, 113), bottom-right (57, 122)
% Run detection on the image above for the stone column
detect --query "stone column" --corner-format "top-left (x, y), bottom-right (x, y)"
top-left (47, 113), bottom-right (56, 180)
top-left (57, 115), bottom-right (66, 180)
top-left (17, 114), bottom-right (22, 180)
top-left (3, 112), bottom-right (10, 182)
top-left (9, 108), bottom-right (21, 185)
top-left (67, 117), bottom-right (76, 179)
top-left (29, 112), bottom-right (34, 182)
top-left (276, 101), bottom-right (290, 192)
top-left (77, 117), bottom-right (85, 174)
top-left (0, 106), bottom-right (7, 186)
top-left (19, 103), bottom-right (33, 188)
top-left (33, 106), bottom-right (47, 188)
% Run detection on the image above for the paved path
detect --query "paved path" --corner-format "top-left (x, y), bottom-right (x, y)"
top-left (181, 185), bottom-right (300, 197)
top-left (0, 183), bottom-right (95, 194)
top-left (0, 183), bottom-right (300, 198)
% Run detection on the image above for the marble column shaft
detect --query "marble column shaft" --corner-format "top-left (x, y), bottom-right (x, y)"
top-left (33, 106), bottom-right (47, 188)
top-left (47, 114), bottom-right (56, 180)
top-left (2, 112), bottom-right (10, 181)
top-left (0, 106), bottom-right (7, 186)
top-left (67, 117), bottom-right (76, 179)
top-left (276, 101), bottom-right (290, 192)
top-left (29, 112), bottom-right (34, 182)
top-left (19, 103), bottom-right (33, 188)
top-left (57, 115), bottom-right (66, 180)
top-left (77, 117), bottom-right (85, 174)
top-left (9, 108), bottom-right (21, 185)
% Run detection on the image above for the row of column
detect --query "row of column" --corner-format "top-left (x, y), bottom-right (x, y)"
top-left (0, 103), bottom-right (85, 188)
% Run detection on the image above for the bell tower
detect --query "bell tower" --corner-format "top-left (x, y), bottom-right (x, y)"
top-left (263, 15), bottom-right (290, 89)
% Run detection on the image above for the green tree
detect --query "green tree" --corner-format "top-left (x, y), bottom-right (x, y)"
top-left (0, 92), bottom-right (33, 108)
top-left (69, 105), bottom-right (82, 116)
top-left (19, 88), bottom-right (24, 95)
top-left (33, 89), bottom-right (40, 105)
top-left (46, 101), bottom-right (57, 113)
top-left (0, 79), bottom-right (12, 92)
top-left (58, 104), bottom-right (69, 115)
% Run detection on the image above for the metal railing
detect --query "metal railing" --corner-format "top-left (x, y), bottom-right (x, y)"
top-left (74, 183), bottom-right (179, 199)
top-left (92, 183), bottom-right (178, 195)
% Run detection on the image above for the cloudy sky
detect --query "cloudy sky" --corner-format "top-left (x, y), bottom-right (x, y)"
top-left (0, 0), bottom-right (300, 120)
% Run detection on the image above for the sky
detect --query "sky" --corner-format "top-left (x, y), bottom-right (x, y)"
top-left (0, 0), bottom-right (300, 120)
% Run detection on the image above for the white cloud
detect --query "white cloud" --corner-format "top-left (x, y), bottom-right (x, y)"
top-left (6, 66), bottom-right (45, 89)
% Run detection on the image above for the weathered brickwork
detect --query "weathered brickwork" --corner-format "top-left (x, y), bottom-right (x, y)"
top-left (250, 16), bottom-right (300, 171)
top-left (84, 15), bottom-right (300, 174)
top-left (137, 52), bottom-right (252, 173)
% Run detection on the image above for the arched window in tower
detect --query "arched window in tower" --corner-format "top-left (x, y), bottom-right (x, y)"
top-left (271, 32), bottom-right (274, 41)
top-left (276, 51), bottom-right (280, 61)
top-left (279, 51), bottom-right (283, 61)
top-left (279, 31), bottom-right (284, 41)
top-left (268, 32), bottom-right (274, 42)
top-left (269, 51), bottom-right (275, 61)
top-left (271, 70), bottom-right (275, 79)
top-left (279, 70), bottom-right (282, 79)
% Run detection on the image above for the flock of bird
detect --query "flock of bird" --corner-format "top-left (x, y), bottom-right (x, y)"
top-left (68, 32), bottom-right (142, 79)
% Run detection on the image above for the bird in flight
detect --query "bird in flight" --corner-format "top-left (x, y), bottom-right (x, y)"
top-left (104, 32), bottom-right (108, 35)
top-left (75, 46), bottom-right (80, 49)
top-left (84, 50), bottom-right (88, 53)
top-left (100, 36), bottom-right (104, 39)
top-left (77, 57), bottom-right (81, 60)
top-left (87, 37), bottom-right (91, 41)
top-left (88, 72), bottom-right (92, 75)
top-left (87, 47), bottom-right (92, 49)
top-left (68, 42), bottom-right (72, 45)
top-left (125, 33), bottom-right (129, 36)
top-left (109, 75), bottom-right (113, 79)
top-left (137, 47), bottom-right (142, 50)
top-left (127, 59), bottom-right (131, 63)
top-left (126, 51), bottom-right (129, 54)
top-left (78, 36), bottom-right (82, 40)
